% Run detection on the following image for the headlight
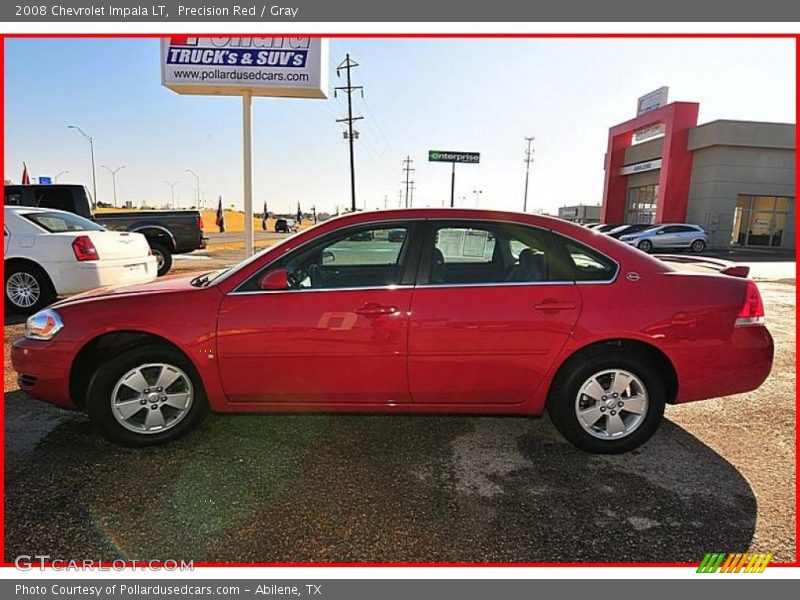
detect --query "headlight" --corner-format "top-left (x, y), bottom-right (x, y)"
top-left (24, 309), bottom-right (64, 341)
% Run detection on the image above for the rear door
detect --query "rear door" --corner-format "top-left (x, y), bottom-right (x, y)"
top-left (407, 220), bottom-right (582, 405)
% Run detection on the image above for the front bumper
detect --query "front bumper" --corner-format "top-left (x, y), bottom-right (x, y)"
top-left (11, 338), bottom-right (76, 409)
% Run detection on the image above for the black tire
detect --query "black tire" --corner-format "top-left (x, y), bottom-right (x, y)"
top-left (149, 242), bottom-right (173, 277)
top-left (4, 262), bottom-right (56, 314)
top-left (690, 239), bottom-right (706, 253)
top-left (547, 351), bottom-right (666, 454)
top-left (637, 239), bottom-right (653, 253)
top-left (86, 345), bottom-right (207, 447)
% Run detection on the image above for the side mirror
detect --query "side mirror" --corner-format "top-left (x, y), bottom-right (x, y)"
top-left (258, 268), bottom-right (289, 291)
top-left (656, 230), bottom-right (665, 235)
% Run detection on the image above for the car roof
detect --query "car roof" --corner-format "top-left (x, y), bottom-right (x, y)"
top-left (4, 205), bottom-right (53, 214)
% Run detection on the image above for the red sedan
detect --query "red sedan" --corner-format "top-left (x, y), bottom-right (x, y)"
top-left (11, 209), bottom-right (773, 453)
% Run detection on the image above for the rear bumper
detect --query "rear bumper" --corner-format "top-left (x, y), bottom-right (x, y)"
top-left (51, 256), bottom-right (157, 295)
top-left (11, 338), bottom-right (76, 409)
top-left (673, 325), bottom-right (774, 403)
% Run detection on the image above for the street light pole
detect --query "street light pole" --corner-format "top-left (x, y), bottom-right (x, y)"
top-left (473, 189), bottom-right (483, 206)
top-left (101, 164), bottom-right (125, 207)
top-left (68, 125), bottom-right (97, 209)
top-left (164, 180), bottom-right (180, 209)
top-left (54, 170), bottom-right (70, 183)
top-left (185, 169), bottom-right (200, 210)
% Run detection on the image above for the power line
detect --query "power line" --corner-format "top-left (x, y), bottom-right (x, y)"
top-left (335, 54), bottom-right (364, 212)
top-left (523, 135), bottom-right (535, 212)
top-left (402, 156), bottom-right (415, 208)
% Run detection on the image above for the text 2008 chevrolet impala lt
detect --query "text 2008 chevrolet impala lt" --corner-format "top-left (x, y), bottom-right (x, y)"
top-left (11, 209), bottom-right (773, 453)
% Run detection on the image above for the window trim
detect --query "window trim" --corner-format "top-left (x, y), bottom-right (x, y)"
top-left (229, 219), bottom-right (424, 295)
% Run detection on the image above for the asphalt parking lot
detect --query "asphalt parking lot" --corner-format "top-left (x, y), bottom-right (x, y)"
top-left (3, 245), bottom-right (796, 564)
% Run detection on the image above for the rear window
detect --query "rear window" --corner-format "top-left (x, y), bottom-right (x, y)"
top-left (555, 235), bottom-right (618, 282)
top-left (23, 211), bottom-right (105, 233)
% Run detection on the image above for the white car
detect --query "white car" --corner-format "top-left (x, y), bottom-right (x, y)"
top-left (4, 206), bottom-right (157, 313)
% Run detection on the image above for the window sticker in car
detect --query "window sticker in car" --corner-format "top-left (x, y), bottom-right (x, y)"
top-left (462, 230), bottom-right (490, 258)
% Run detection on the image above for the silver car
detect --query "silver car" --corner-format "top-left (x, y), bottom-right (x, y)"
top-left (619, 223), bottom-right (710, 253)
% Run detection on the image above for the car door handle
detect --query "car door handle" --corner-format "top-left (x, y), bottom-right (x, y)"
top-left (355, 302), bottom-right (398, 316)
top-left (534, 300), bottom-right (578, 311)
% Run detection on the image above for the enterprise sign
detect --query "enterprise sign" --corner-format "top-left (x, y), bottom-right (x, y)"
top-left (428, 151), bottom-right (480, 163)
top-left (620, 159), bottom-right (662, 176)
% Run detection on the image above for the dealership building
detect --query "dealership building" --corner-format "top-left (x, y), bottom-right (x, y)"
top-left (601, 100), bottom-right (795, 251)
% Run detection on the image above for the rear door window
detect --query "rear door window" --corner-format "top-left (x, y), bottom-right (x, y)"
top-left (425, 222), bottom-right (553, 285)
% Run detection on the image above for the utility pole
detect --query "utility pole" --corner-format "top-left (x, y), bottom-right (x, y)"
top-left (523, 136), bottom-right (535, 212)
top-left (410, 181), bottom-right (417, 206)
top-left (101, 165), bottom-right (125, 207)
top-left (164, 180), bottom-right (179, 209)
top-left (397, 189), bottom-right (403, 208)
top-left (402, 156), bottom-right (414, 208)
top-left (67, 125), bottom-right (97, 209)
top-left (335, 54), bottom-right (363, 213)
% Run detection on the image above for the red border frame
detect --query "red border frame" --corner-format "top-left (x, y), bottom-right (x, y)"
top-left (0, 31), bottom-right (797, 571)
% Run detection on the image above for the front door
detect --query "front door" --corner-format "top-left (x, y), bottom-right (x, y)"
top-left (216, 223), bottom-right (420, 404)
top-left (407, 221), bottom-right (583, 405)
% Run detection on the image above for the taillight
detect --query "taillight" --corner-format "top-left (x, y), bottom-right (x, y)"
top-left (735, 280), bottom-right (765, 327)
top-left (197, 215), bottom-right (204, 230)
top-left (72, 235), bottom-right (99, 261)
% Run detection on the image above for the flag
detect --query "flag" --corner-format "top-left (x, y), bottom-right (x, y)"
top-left (261, 201), bottom-right (268, 231)
top-left (21, 162), bottom-right (30, 185)
top-left (296, 202), bottom-right (302, 225)
top-left (215, 196), bottom-right (225, 233)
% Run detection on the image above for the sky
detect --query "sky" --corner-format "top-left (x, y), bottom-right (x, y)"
top-left (4, 37), bottom-right (796, 215)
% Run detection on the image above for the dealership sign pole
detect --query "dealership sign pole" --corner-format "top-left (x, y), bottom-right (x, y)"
top-left (161, 37), bottom-right (329, 257)
top-left (428, 150), bottom-right (480, 207)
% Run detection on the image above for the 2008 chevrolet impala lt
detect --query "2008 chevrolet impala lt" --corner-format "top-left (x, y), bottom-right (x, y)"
top-left (11, 209), bottom-right (773, 453)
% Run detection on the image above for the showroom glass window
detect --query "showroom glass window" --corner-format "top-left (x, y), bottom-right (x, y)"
top-left (425, 222), bottom-right (554, 285)
top-left (732, 195), bottom-right (793, 247)
top-left (625, 185), bottom-right (659, 224)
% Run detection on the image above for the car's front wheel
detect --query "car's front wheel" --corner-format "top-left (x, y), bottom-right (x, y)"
top-left (547, 352), bottom-right (666, 454)
top-left (87, 345), bottom-right (207, 446)
top-left (637, 239), bottom-right (653, 253)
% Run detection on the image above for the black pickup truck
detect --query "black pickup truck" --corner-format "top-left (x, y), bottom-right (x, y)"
top-left (4, 184), bottom-right (207, 276)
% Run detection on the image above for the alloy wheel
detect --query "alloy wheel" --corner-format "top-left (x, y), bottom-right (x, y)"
top-left (574, 369), bottom-right (649, 440)
top-left (111, 363), bottom-right (194, 434)
top-left (6, 272), bottom-right (41, 308)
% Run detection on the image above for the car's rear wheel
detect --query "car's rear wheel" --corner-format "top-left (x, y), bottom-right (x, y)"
top-left (637, 239), bottom-right (653, 253)
top-left (547, 352), bottom-right (666, 454)
top-left (4, 262), bottom-right (56, 314)
top-left (87, 345), bottom-right (207, 446)
top-left (691, 239), bottom-right (706, 253)
top-left (149, 242), bottom-right (173, 276)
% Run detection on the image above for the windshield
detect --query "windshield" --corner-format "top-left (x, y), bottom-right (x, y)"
top-left (203, 226), bottom-right (310, 286)
top-left (23, 211), bottom-right (105, 233)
